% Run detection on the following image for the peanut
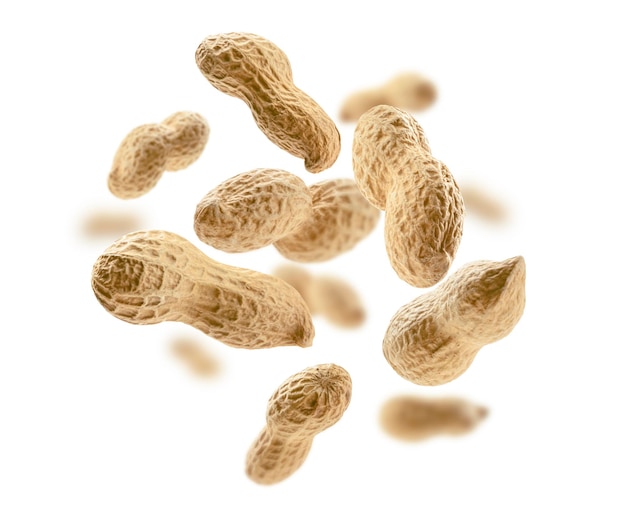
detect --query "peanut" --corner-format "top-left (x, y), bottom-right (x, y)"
top-left (383, 256), bottom-right (526, 386)
top-left (340, 72), bottom-right (437, 122)
top-left (91, 230), bottom-right (314, 349)
top-left (273, 178), bottom-right (380, 262)
top-left (81, 209), bottom-right (143, 238)
top-left (379, 394), bottom-right (488, 442)
top-left (459, 182), bottom-right (509, 223)
top-left (170, 335), bottom-right (221, 377)
top-left (352, 104), bottom-right (464, 287)
top-left (195, 175), bottom-right (379, 261)
top-left (195, 32), bottom-right (340, 173)
top-left (194, 168), bottom-right (312, 253)
top-left (272, 264), bottom-right (366, 329)
top-left (108, 111), bottom-right (209, 199)
top-left (245, 363), bottom-right (352, 485)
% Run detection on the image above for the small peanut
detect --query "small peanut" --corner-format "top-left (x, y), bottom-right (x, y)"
top-left (379, 395), bottom-right (488, 442)
top-left (352, 104), bottom-right (464, 287)
top-left (340, 72), bottom-right (437, 122)
top-left (272, 264), bottom-right (366, 329)
top-left (81, 209), bottom-right (143, 239)
top-left (170, 336), bottom-right (221, 377)
top-left (194, 168), bottom-right (313, 253)
top-left (273, 178), bottom-right (380, 262)
top-left (195, 175), bottom-right (380, 262)
top-left (383, 256), bottom-right (526, 386)
top-left (108, 111), bottom-right (209, 199)
top-left (195, 32), bottom-right (340, 173)
top-left (91, 230), bottom-right (314, 349)
top-left (245, 363), bottom-right (352, 485)
top-left (459, 182), bottom-right (509, 223)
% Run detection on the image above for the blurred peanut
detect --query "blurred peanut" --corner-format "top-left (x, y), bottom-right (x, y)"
top-left (194, 168), bottom-right (312, 252)
top-left (195, 32), bottom-right (340, 173)
top-left (459, 182), bottom-right (509, 223)
top-left (91, 230), bottom-right (314, 349)
top-left (170, 336), bottom-right (221, 377)
top-left (274, 178), bottom-right (380, 262)
top-left (340, 72), bottom-right (437, 122)
top-left (245, 363), bottom-right (352, 485)
top-left (383, 256), bottom-right (526, 386)
top-left (195, 175), bottom-right (379, 262)
top-left (352, 105), bottom-right (464, 287)
top-left (272, 264), bottom-right (366, 329)
top-left (108, 111), bottom-right (209, 199)
top-left (81, 209), bottom-right (143, 238)
top-left (379, 395), bottom-right (488, 441)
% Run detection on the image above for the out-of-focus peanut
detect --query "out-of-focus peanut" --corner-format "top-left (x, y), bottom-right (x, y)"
top-left (194, 168), bottom-right (312, 253)
top-left (379, 395), bottom-right (488, 441)
top-left (340, 72), bottom-right (437, 122)
top-left (195, 32), bottom-right (340, 173)
top-left (459, 182), bottom-right (509, 223)
top-left (383, 256), bottom-right (526, 386)
top-left (352, 104), bottom-right (464, 287)
top-left (108, 112), bottom-right (209, 199)
top-left (195, 175), bottom-right (379, 262)
top-left (91, 230), bottom-right (314, 349)
top-left (272, 264), bottom-right (366, 329)
top-left (81, 209), bottom-right (143, 238)
top-left (170, 336), bottom-right (221, 377)
top-left (245, 363), bottom-right (352, 485)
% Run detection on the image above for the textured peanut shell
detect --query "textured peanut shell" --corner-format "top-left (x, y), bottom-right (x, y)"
top-left (383, 256), bottom-right (526, 386)
top-left (379, 395), bottom-right (488, 441)
top-left (353, 105), bottom-right (463, 287)
top-left (340, 72), bottom-right (437, 122)
top-left (194, 169), bottom-right (312, 252)
top-left (246, 363), bottom-right (352, 485)
top-left (195, 32), bottom-right (340, 173)
top-left (91, 230), bottom-right (314, 349)
top-left (108, 112), bottom-right (209, 199)
top-left (274, 178), bottom-right (380, 262)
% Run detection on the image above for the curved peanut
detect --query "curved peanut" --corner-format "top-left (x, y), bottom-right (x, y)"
top-left (245, 364), bottom-right (352, 485)
top-left (273, 178), bottom-right (380, 262)
top-left (195, 175), bottom-right (380, 261)
top-left (195, 32), bottom-right (340, 173)
top-left (108, 112), bottom-right (209, 199)
top-left (383, 256), bottom-right (526, 386)
top-left (352, 105), bottom-right (464, 287)
top-left (91, 230), bottom-right (314, 349)
top-left (194, 168), bottom-right (313, 252)
top-left (340, 72), bottom-right (437, 122)
top-left (272, 264), bottom-right (366, 328)
top-left (379, 395), bottom-right (488, 441)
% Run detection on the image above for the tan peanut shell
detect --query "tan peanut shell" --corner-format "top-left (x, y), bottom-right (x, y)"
top-left (274, 178), bottom-right (381, 262)
top-left (379, 395), bottom-right (488, 441)
top-left (272, 264), bottom-right (366, 329)
top-left (108, 112), bottom-right (209, 199)
top-left (81, 209), bottom-right (143, 238)
top-left (459, 182), bottom-right (509, 223)
top-left (170, 336), bottom-right (221, 377)
top-left (383, 256), bottom-right (526, 386)
top-left (195, 32), bottom-right (340, 173)
top-left (194, 168), bottom-right (313, 252)
top-left (340, 72), bottom-right (437, 122)
top-left (352, 105), bottom-right (464, 287)
top-left (246, 363), bottom-right (352, 485)
top-left (91, 230), bottom-right (314, 349)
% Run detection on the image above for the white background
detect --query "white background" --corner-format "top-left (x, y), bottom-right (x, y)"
top-left (1, 1), bottom-right (625, 524)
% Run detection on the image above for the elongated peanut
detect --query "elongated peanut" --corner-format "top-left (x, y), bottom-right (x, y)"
top-left (459, 182), bottom-right (509, 223)
top-left (340, 72), bottom-right (437, 122)
top-left (272, 264), bottom-right (366, 329)
top-left (352, 105), bottom-right (464, 287)
top-left (383, 256), bottom-right (526, 386)
top-left (195, 32), bottom-right (340, 173)
top-left (273, 178), bottom-right (380, 262)
top-left (170, 336), bottom-right (221, 377)
top-left (91, 230), bottom-right (314, 349)
top-left (108, 112), bottom-right (209, 199)
top-left (81, 209), bottom-right (143, 238)
top-left (379, 395), bottom-right (488, 441)
top-left (246, 364), bottom-right (352, 485)
top-left (195, 175), bottom-right (379, 261)
top-left (194, 168), bottom-right (312, 252)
